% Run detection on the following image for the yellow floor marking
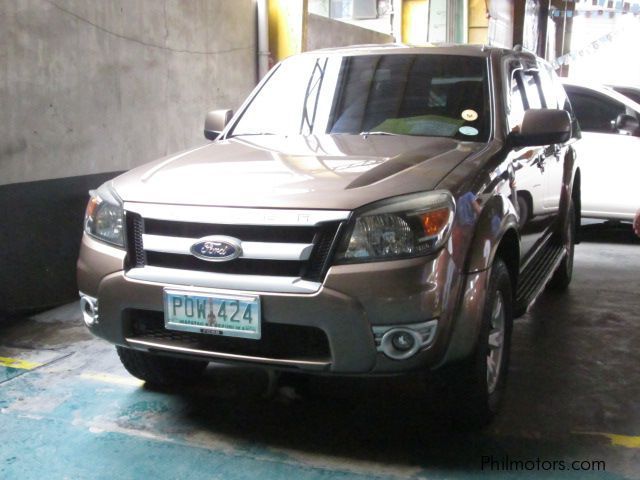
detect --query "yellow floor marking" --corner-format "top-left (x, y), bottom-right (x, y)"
top-left (0, 356), bottom-right (43, 370)
top-left (80, 372), bottom-right (144, 387)
top-left (573, 431), bottom-right (640, 449)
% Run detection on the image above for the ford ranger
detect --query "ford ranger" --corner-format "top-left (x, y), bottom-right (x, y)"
top-left (77, 44), bottom-right (580, 426)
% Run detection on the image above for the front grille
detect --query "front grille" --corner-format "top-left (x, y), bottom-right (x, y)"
top-left (304, 222), bottom-right (345, 281)
top-left (125, 212), bottom-right (146, 268)
top-left (125, 213), bottom-right (343, 281)
top-left (144, 219), bottom-right (316, 243)
top-left (127, 309), bottom-right (331, 361)
top-left (145, 252), bottom-right (304, 276)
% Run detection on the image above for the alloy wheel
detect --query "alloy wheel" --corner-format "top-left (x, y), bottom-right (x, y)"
top-left (487, 292), bottom-right (505, 395)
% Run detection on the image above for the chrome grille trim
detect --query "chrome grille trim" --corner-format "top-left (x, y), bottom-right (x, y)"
top-left (124, 202), bottom-right (350, 226)
top-left (142, 234), bottom-right (314, 261)
top-left (125, 266), bottom-right (322, 293)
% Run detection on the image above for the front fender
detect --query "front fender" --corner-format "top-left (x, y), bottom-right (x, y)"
top-left (436, 195), bottom-right (519, 367)
top-left (464, 194), bottom-right (519, 274)
top-left (558, 145), bottom-right (579, 243)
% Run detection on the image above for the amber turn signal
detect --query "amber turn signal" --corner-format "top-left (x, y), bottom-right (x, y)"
top-left (419, 208), bottom-right (450, 237)
top-left (85, 196), bottom-right (99, 219)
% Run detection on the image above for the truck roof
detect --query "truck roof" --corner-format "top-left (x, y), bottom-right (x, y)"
top-left (301, 43), bottom-right (518, 58)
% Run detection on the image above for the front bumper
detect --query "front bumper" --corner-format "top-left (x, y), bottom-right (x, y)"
top-left (78, 233), bottom-right (478, 374)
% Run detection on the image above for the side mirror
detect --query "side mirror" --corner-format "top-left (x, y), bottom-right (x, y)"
top-left (614, 113), bottom-right (640, 135)
top-left (509, 109), bottom-right (572, 147)
top-left (204, 109), bottom-right (233, 140)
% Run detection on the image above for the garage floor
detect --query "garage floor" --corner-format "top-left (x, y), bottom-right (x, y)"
top-left (1, 223), bottom-right (639, 480)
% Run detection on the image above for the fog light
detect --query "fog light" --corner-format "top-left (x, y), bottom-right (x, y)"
top-left (391, 331), bottom-right (415, 351)
top-left (79, 293), bottom-right (98, 327)
top-left (372, 320), bottom-right (438, 360)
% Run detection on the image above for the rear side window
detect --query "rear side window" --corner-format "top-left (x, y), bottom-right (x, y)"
top-left (566, 89), bottom-right (625, 133)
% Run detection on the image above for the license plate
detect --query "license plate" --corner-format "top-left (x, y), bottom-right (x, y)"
top-left (163, 289), bottom-right (261, 340)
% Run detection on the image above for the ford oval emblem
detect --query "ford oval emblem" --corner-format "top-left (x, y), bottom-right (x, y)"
top-left (190, 236), bottom-right (242, 262)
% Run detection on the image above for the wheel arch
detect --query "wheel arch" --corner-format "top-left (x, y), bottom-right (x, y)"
top-left (464, 194), bottom-right (520, 275)
top-left (438, 197), bottom-right (520, 367)
top-left (494, 228), bottom-right (520, 300)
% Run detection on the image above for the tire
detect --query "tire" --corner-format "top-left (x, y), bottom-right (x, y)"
top-left (516, 193), bottom-right (529, 229)
top-left (430, 258), bottom-right (513, 429)
top-left (548, 200), bottom-right (575, 291)
top-left (116, 346), bottom-right (208, 387)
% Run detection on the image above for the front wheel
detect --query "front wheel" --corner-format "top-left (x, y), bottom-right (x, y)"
top-left (429, 258), bottom-right (513, 429)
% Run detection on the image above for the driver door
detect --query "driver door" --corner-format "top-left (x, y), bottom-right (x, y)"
top-left (506, 62), bottom-right (558, 261)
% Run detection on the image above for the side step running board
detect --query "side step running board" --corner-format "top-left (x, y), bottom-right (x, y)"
top-left (515, 242), bottom-right (566, 316)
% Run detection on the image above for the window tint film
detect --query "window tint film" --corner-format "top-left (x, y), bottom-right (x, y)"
top-left (538, 66), bottom-right (560, 109)
top-left (232, 54), bottom-right (490, 141)
top-left (546, 65), bottom-right (572, 113)
top-left (612, 86), bottom-right (640, 105)
top-left (506, 68), bottom-right (526, 130)
top-left (522, 71), bottom-right (543, 109)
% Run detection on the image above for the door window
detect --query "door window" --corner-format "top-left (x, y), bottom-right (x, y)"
top-left (506, 68), bottom-right (526, 131)
top-left (566, 90), bottom-right (626, 134)
top-left (539, 63), bottom-right (578, 134)
top-left (506, 66), bottom-right (546, 131)
top-left (538, 65), bottom-right (560, 110)
top-left (521, 70), bottom-right (544, 109)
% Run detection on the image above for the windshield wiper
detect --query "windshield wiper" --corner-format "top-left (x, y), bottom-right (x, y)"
top-left (229, 132), bottom-right (277, 137)
top-left (359, 131), bottom-right (401, 137)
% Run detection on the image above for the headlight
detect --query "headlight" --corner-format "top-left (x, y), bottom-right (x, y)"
top-left (335, 191), bottom-right (455, 262)
top-left (84, 183), bottom-right (125, 247)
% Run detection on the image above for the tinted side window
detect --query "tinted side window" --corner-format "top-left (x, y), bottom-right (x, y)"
top-left (566, 90), bottom-right (625, 133)
top-left (505, 66), bottom-right (544, 130)
top-left (539, 65), bottom-right (578, 136)
top-left (521, 71), bottom-right (543, 109)
top-left (613, 87), bottom-right (640, 104)
top-left (538, 65), bottom-right (560, 109)
top-left (506, 67), bottom-right (526, 130)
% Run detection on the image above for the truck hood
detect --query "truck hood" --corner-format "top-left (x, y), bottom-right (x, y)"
top-left (112, 135), bottom-right (484, 210)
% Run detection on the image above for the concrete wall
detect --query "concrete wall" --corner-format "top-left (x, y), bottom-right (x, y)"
top-left (0, 0), bottom-right (257, 186)
top-left (0, 0), bottom-right (257, 311)
top-left (306, 13), bottom-right (394, 51)
top-left (268, 0), bottom-right (307, 62)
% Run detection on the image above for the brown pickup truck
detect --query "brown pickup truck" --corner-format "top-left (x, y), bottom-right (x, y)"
top-left (78, 44), bottom-right (580, 426)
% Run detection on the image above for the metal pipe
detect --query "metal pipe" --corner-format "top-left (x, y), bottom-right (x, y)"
top-left (256, 0), bottom-right (270, 81)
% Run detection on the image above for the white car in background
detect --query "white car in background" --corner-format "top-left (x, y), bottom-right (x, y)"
top-left (562, 81), bottom-right (640, 222)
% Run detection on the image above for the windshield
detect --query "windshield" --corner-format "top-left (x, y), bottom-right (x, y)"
top-left (230, 53), bottom-right (490, 141)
